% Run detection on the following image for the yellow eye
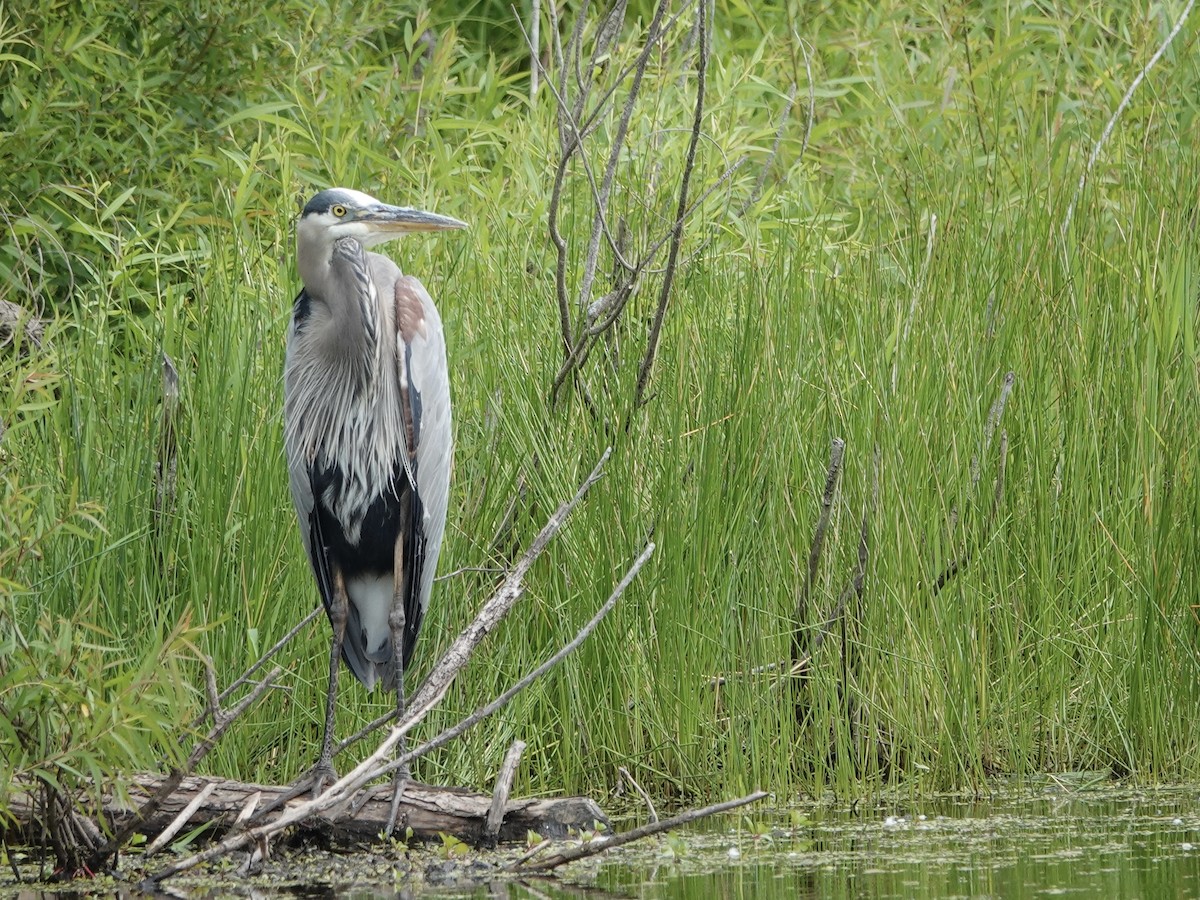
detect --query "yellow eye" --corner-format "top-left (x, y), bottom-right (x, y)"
top-left (332, 204), bottom-right (347, 217)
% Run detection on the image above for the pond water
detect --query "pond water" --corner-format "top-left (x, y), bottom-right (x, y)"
top-left (5, 785), bottom-right (1200, 898)
top-left (408, 785), bottom-right (1200, 899)
top-left (580, 786), bottom-right (1200, 899)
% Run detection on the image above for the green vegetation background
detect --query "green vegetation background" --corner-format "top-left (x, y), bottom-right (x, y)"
top-left (3, 0), bottom-right (1199, 813)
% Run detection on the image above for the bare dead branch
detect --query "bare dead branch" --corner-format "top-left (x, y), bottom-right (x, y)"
top-left (483, 740), bottom-right (527, 848)
top-left (632, 0), bottom-right (708, 412)
top-left (376, 541), bottom-right (655, 782)
top-left (587, 154), bottom-right (749, 338)
top-left (787, 450), bottom-right (872, 681)
top-left (409, 447), bottom-right (613, 712)
top-left (1061, 0), bottom-right (1195, 238)
top-left (792, 438), bottom-right (844, 668)
top-left (145, 782), bottom-right (217, 857)
top-left (618, 766), bottom-right (658, 823)
top-left (891, 213), bottom-right (938, 395)
top-left (525, 1), bottom-right (731, 409)
top-left (513, 789), bottom-right (768, 872)
top-left (931, 376), bottom-right (1013, 596)
top-left (529, 0), bottom-right (539, 101)
top-left (737, 81), bottom-right (797, 217)
top-left (972, 370), bottom-right (1013, 487)
top-left (583, 2), bottom-right (674, 306)
top-left (187, 604), bottom-right (321, 732)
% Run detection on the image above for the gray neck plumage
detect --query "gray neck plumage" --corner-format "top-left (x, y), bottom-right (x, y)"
top-left (302, 237), bottom-right (382, 398)
top-left (287, 238), bottom-right (390, 465)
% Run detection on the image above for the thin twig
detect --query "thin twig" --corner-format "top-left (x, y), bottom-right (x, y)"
top-left (409, 447), bottom-right (613, 712)
top-left (891, 213), bottom-right (938, 395)
top-left (792, 438), bottom-right (844, 668)
top-left (959, 21), bottom-right (990, 159)
top-left (1061, 0), bottom-right (1196, 238)
top-left (930, 376), bottom-right (1012, 597)
top-left (523, 1), bottom-right (711, 406)
top-left (632, 0), bottom-right (709, 411)
top-left (793, 442), bottom-right (878, 677)
top-left (186, 605), bottom-right (321, 731)
top-left (971, 370), bottom-right (1014, 488)
top-left (738, 81), bottom-right (797, 217)
top-left (435, 565), bottom-right (506, 581)
top-left (529, 0), bottom-right (539, 101)
top-left (587, 155), bottom-right (749, 337)
top-left (513, 789), bottom-right (768, 872)
top-left (374, 542), bottom-right (654, 782)
top-left (618, 767), bottom-right (658, 823)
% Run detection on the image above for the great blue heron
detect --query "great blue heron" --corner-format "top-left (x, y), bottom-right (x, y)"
top-left (284, 188), bottom-right (466, 811)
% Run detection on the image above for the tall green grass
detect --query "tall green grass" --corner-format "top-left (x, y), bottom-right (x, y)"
top-left (3, 0), bottom-right (1200, 809)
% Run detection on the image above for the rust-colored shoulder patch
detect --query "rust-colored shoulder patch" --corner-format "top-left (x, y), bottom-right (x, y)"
top-left (394, 276), bottom-right (429, 343)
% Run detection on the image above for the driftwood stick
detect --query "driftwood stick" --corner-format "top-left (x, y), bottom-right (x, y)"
top-left (373, 541), bottom-right (655, 783)
top-left (144, 782), bottom-right (217, 856)
top-left (513, 789), bottom-right (769, 872)
top-left (409, 447), bottom-right (612, 713)
top-left (483, 740), bottom-right (527, 848)
top-left (619, 766), bottom-right (658, 823)
top-left (148, 720), bottom-right (433, 882)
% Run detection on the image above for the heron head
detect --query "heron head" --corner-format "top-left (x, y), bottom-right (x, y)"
top-left (298, 188), bottom-right (467, 250)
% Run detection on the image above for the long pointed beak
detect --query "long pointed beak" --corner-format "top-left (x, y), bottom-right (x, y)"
top-left (362, 204), bottom-right (468, 234)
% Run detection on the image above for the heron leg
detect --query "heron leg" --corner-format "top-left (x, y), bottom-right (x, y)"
top-left (313, 567), bottom-right (348, 797)
top-left (385, 537), bottom-right (409, 835)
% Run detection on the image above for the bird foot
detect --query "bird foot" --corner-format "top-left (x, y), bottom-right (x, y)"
top-left (384, 768), bottom-right (411, 836)
top-left (302, 759), bottom-right (340, 799)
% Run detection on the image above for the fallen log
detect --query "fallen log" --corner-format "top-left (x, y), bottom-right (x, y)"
top-left (7, 774), bottom-right (608, 851)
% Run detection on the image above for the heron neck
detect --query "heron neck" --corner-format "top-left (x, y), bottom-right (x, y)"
top-left (322, 239), bottom-right (386, 378)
